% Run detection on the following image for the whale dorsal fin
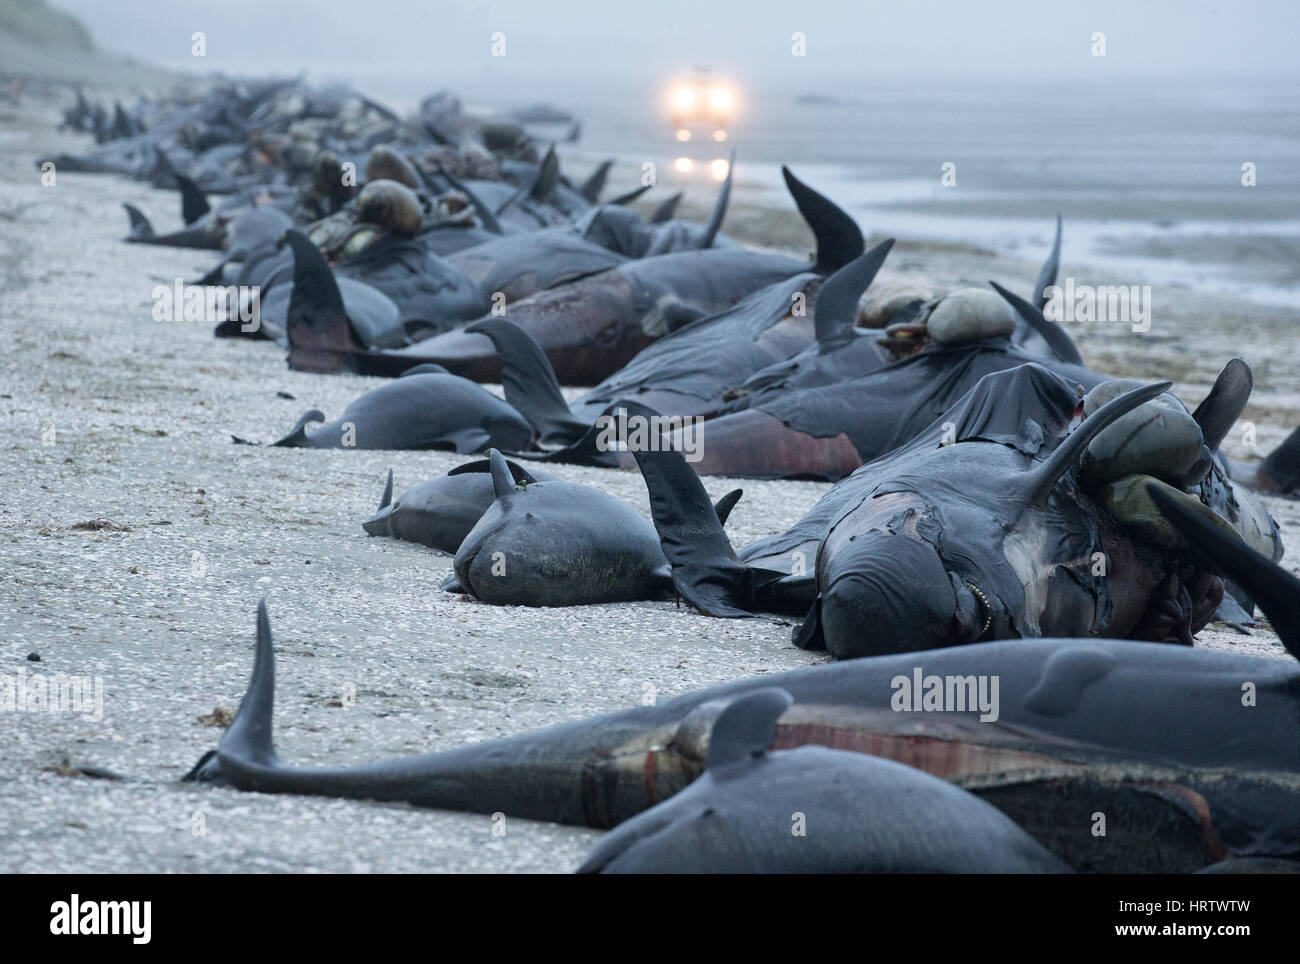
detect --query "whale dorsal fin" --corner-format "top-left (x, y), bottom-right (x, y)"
top-left (488, 448), bottom-right (517, 499)
top-left (175, 173), bottom-right (211, 225)
top-left (1192, 358), bottom-right (1252, 452)
top-left (713, 489), bottom-right (743, 526)
top-left (706, 688), bottom-right (794, 769)
top-left (650, 192), bottom-right (683, 224)
top-left (580, 159), bottom-right (612, 202)
top-left (814, 239), bottom-right (894, 346)
top-left (698, 151), bottom-right (735, 249)
top-left (782, 166), bottom-right (864, 273)
top-left (1033, 215), bottom-right (1063, 309)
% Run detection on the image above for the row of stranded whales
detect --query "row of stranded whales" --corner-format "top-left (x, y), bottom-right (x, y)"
top-left (70, 81), bottom-right (1300, 871)
top-left (282, 167), bottom-right (866, 380)
top-left (219, 155), bottom-right (738, 353)
top-left (186, 492), bottom-right (1300, 873)
top-left (340, 352), bottom-right (1280, 654)
top-left (242, 243), bottom-right (894, 454)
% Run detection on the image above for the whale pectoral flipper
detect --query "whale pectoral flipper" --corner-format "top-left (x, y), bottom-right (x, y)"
top-left (464, 318), bottom-right (588, 447)
top-left (487, 448), bottom-right (517, 500)
top-left (1149, 482), bottom-right (1300, 658)
top-left (627, 407), bottom-right (758, 618)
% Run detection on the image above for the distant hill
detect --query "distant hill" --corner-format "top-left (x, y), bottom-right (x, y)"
top-left (0, 0), bottom-right (186, 88)
top-left (0, 0), bottom-right (92, 51)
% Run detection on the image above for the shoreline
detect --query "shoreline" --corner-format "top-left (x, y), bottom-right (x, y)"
top-left (3, 91), bottom-right (1299, 872)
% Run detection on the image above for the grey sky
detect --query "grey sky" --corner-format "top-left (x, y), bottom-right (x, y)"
top-left (53, 1), bottom-right (1300, 81)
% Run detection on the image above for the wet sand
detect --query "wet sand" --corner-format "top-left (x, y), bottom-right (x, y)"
top-left (2, 89), bottom-right (1299, 872)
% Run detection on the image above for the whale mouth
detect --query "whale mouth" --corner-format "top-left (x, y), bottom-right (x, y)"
top-left (877, 322), bottom-right (930, 359)
top-left (362, 503), bottom-right (393, 536)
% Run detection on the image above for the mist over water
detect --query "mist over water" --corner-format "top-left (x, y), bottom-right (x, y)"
top-left (54, 0), bottom-right (1300, 301)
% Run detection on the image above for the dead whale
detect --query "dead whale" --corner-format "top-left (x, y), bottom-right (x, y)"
top-left (264, 367), bottom-right (533, 452)
top-left (625, 363), bottom-right (1267, 658)
top-left (362, 459), bottom-right (557, 553)
top-left (577, 689), bottom-right (1070, 874)
top-left (442, 449), bottom-right (742, 606)
top-left (285, 167), bottom-right (866, 381)
top-left (185, 513), bottom-right (1300, 872)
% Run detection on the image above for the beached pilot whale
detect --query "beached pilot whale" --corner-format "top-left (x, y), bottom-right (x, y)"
top-left (441, 449), bottom-right (742, 606)
top-left (362, 460), bottom-right (557, 553)
top-left (285, 167), bottom-right (867, 381)
top-left (260, 366), bottom-right (533, 452)
top-left (623, 359), bottom-right (1278, 658)
top-left (577, 688), bottom-right (1070, 874)
top-left (185, 497), bottom-right (1300, 873)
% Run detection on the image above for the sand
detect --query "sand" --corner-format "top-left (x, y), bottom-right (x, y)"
top-left (2, 88), bottom-right (1298, 873)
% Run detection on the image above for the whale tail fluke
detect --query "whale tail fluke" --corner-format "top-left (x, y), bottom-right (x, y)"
top-left (271, 409), bottom-right (326, 447)
top-left (183, 600), bottom-right (280, 784)
top-left (362, 469), bottom-right (395, 536)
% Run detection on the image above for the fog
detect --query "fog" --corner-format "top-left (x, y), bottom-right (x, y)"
top-left (53, 0), bottom-right (1300, 106)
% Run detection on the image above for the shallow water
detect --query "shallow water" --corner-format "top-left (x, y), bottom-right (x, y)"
top-left (547, 78), bottom-right (1300, 305)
